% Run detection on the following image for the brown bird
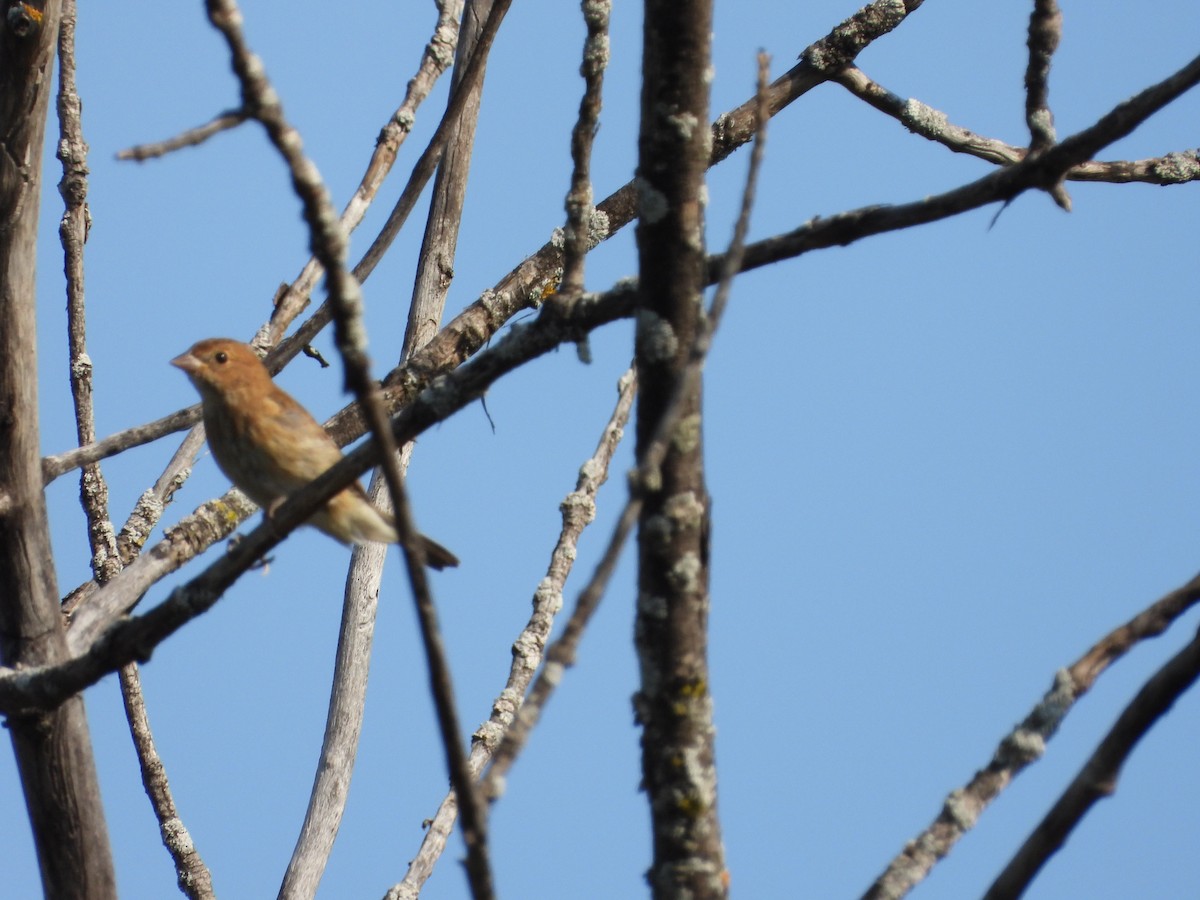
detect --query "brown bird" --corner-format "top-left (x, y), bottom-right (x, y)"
top-left (171, 338), bottom-right (458, 569)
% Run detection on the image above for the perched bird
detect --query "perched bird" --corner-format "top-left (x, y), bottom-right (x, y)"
top-left (171, 338), bottom-right (458, 569)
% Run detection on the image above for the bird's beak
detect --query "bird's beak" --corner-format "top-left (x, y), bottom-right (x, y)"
top-left (170, 350), bottom-right (201, 374)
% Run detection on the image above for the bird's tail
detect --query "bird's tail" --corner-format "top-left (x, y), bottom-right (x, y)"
top-left (317, 494), bottom-right (459, 569)
top-left (416, 534), bottom-right (459, 570)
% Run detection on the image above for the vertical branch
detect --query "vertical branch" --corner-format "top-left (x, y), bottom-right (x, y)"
top-left (56, 0), bottom-right (118, 584)
top-left (0, 2), bottom-right (117, 897)
top-left (404, 0), bottom-right (485, 358)
top-left (558, 0), bottom-right (611, 299)
top-left (60, 9), bottom-right (207, 892)
top-left (1024, 0), bottom-right (1069, 208)
top-left (634, 0), bottom-right (726, 897)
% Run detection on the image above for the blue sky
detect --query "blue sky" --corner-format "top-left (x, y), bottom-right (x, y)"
top-left (4, 1), bottom-right (1200, 898)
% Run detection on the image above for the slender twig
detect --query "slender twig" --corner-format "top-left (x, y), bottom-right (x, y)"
top-left (1024, 0), bottom-right (1069, 208)
top-left (118, 664), bottom-right (214, 899)
top-left (59, 14), bottom-right (206, 889)
top-left (862, 568), bottom-right (1200, 900)
top-left (1024, 0), bottom-right (1062, 154)
top-left (56, 0), bottom-right (119, 584)
top-left (278, 521), bottom-right (387, 900)
top-left (983, 625), bottom-right (1200, 900)
top-left (558, 0), bottom-right (611, 300)
top-left (730, 51), bottom-right (1200, 279)
top-left (262, 0), bottom-right (463, 345)
top-left (116, 108), bottom-right (249, 161)
top-left (391, 366), bottom-right (636, 898)
top-left (832, 67), bottom-right (1200, 184)
top-left (42, 405), bottom-right (202, 485)
top-left (350, 0), bottom-right (512, 290)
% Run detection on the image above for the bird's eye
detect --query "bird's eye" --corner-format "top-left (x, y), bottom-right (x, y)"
top-left (214, 351), bottom-right (228, 364)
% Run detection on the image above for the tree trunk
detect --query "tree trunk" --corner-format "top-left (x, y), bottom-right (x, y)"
top-left (0, 4), bottom-right (117, 897)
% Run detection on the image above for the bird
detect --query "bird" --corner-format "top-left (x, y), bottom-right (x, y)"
top-left (171, 337), bottom-right (458, 569)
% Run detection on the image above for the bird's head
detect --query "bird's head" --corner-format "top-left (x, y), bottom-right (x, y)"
top-left (171, 338), bottom-right (271, 399)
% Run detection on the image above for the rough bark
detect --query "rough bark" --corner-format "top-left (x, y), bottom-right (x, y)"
top-left (0, 3), bottom-right (117, 897)
top-left (633, 1), bottom-right (727, 897)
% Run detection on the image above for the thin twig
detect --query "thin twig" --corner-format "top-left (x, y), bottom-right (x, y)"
top-left (862, 569), bottom-right (1200, 900)
top-left (1024, 0), bottom-right (1061, 154)
top-left (350, 0), bottom-right (512, 290)
top-left (983, 625), bottom-right (1200, 900)
top-left (731, 51), bottom-right (1200, 278)
top-left (116, 108), bottom-right (249, 161)
top-left (1024, 0), bottom-right (1069, 208)
top-left (119, 664), bottom-right (214, 899)
top-left (262, 0), bottom-right (463, 345)
top-left (391, 366), bottom-right (636, 898)
top-left (558, 0), bottom-right (611, 300)
top-left (832, 67), bottom-right (1200, 184)
top-left (59, 15), bottom-right (208, 892)
top-left (56, 0), bottom-right (119, 584)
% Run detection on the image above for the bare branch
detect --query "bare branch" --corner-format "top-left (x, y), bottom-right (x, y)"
top-left (118, 664), bottom-right (214, 899)
top-left (116, 108), bottom-right (249, 161)
top-left (559, 0), bottom-right (611, 300)
top-left (0, 0), bottom-right (116, 893)
top-left (862, 569), bottom-right (1200, 900)
top-left (392, 366), bottom-right (636, 898)
top-left (282, 0), bottom-right (493, 892)
top-left (1024, 0), bottom-right (1062, 154)
top-left (205, 1), bottom-right (497, 895)
top-left (984, 626), bottom-right (1200, 900)
top-left (633, 0), bottom-right (727, 891)
top-left (730, 51), bottom-right (1200, 278)
top-left (261, 0), bottom-right (463, 345)
top-left (350, 0), bottom-right (512, 291)
top-left (833, 67), bottom-right (1200, 185)
top-left (1024, 0), bottom-right (1069, 208)
top-left (56, 0), bottom-right (119, 584)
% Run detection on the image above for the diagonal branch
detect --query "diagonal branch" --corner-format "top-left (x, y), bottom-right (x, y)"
top-left (862, 568), bottom-right (1200, 900)
top-left (388, 365), bottom-right (636, 899)
top-left (119, 664), bottom-right (214, 899)
top-left (832, 66), bottom-right (1200, 184)
top-left (116, 108), bottom-right (249, 161)
top-left (984, 625), bottom-right (1200, 900)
